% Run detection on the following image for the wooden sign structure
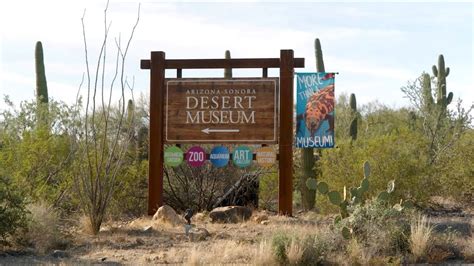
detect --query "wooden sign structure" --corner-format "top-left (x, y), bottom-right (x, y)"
top-left (141, 50), bottom-right (304, 216)
top-left (165, 78), bottom-right (278, 143)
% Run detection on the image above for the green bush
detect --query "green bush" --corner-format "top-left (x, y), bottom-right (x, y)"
top-left (0, 174), bottom-right (28, 244)
top-left (271, 232), bottom-right (291, 264)
top-left (340, 200), bottom-right (411, 256)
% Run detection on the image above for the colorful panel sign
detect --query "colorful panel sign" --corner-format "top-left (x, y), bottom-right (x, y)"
top-left (256, 147), bottom-right (276, 167)
top-left (164, 146), bottom-right (184, 167)
top-left (295, 73), bottom-right (335, 148)
top-left (232, 146), bottom-right (252, 168)
top-left (186, 146), bottom-right (206, 167)
top-left (210, 146), bottom-right (230, 168)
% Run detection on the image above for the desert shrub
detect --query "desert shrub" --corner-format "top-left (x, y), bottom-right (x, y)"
top-left (109, 160), bottom-right (148, 218)
top-left (19, 202), bottom-right (68, 253)
top-left (0, 99), bottom-right (77, 212)
top-left (270, 228), bottom-right (336, 265)
top-left (340, 200), bottom-right (411, 256)
top-left (409, 214), bottom-right (434, 261)
top-left (0, 174), bottom-right (28, 244)
top-left (258, 171), bottom-right (278, 211)
top-left (271, 232), bottom-right (291, 264)
top-left (321, 128), bottom-right (430, 206)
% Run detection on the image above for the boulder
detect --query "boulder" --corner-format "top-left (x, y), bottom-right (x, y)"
top-left (152, 205), bottom-right (185, 226)
top-left (188, 227), bottom-right (210, 242)
top-left (209, 206), bottom-right (252, 223)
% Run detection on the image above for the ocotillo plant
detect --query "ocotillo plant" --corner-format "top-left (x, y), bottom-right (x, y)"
top-left (300, 38), bottom-right (326, 210)
top-left (224, 50), bottom-right (232, 78)
top-left (349, 93), bottom-right (358, 141)
top-left (430, 54), bottom-right (453, 115)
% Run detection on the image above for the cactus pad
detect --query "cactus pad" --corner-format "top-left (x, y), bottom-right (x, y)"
top-left (360, 178), bottom-right (369, 193)
top-left (378, 191), bottom-right (389, 201)
top-left (342, 227), bottom-right (352, 239)
top-left (363, 161), bottom-right (371, 178)
top-left (305, 178), bottom-right (318, 190)
top-left (328, 191), bottom-right (342, 206)
top-left (317, 181), bottom-right (329, 194)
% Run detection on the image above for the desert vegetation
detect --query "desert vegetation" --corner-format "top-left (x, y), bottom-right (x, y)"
top-left (1, 2), bottom-right (473, 265)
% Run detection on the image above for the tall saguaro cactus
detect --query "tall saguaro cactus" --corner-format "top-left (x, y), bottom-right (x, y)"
top-left (35, 41), bottom-right (49, 129)
top-left (349, 93), bottom-right (358, 141)
top-left (300, 39), bottom-right (326, 210)
top-left (35, 41), bottom-right (49, 104)
top-left (224, 50), bottom-right (232, 78)
top-left (431, 54), bottom-right (453, 115)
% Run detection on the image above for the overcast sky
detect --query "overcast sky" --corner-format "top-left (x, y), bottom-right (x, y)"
top-left (0, 1), bottom-right (472, 110)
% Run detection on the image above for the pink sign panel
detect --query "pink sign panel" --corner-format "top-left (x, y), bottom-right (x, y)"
top-left (186, 146), bottom-right (206, 167)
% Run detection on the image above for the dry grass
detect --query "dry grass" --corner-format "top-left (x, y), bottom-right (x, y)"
top-left (287, 238), bottom-right (304, 265)
top-left (22, 202), bottom-right (66, 253)
top-left (252, 240), bottom-right (275, 265)
top-left (410, 214), bottom-right (435, 260)
top-left (462, 236), bottom-right (474, 262)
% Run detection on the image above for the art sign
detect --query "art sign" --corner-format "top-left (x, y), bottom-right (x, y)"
top-left (295, 73), bottom-right (335, 148)
top-left (165, 78), bottom-right (278, 143)
top-left (232, 146), bottom-right (252, 168)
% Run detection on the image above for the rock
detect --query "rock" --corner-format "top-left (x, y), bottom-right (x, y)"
top-left (209, 206), bottom-right (252, 223)
top-left (152, 205), bottom-right (185, 226)
top-left (253, 214), bottom-right (269, 223)
top-left (188, 227), bottom-right (210, 242)
top-left (51, 250), bottom-right (69, 258)
top-left (261, 220), bottom-right (269, 225)
top-left (136, 238), bottom-right (145, 245)
top-left (143, 226), bottom-right (153, 233)
top-left (432, 222), bottom-right (472, 236)
top-left (427, 244), bottom-right (459, 263)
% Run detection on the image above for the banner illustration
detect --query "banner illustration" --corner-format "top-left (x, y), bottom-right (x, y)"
top-left (295, 72), bottom-right (335, 148)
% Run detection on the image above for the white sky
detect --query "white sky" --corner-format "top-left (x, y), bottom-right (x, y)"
top-left (0, 1), bottom-right (473, 111)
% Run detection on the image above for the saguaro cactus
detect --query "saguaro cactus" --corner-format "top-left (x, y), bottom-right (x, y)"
top-left (224, 50), bottom-right (232, 78)
top-left (431, 54), bottom-right (453, 115)
top-left (35, 41), bottom-right (48, 104)
top-left (300, 38), bottom-right (326, 210)
top-left (349, 93), bottom-right (358, 141)
top-left (422, 73), bottom-right (434, 113)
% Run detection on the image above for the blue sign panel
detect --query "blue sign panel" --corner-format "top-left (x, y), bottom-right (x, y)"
top-left (210, 146), bottom-right (230, 168)
top-left (295, 72), bottom-right (335, 148)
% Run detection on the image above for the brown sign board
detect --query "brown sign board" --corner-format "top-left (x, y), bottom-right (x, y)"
top-left (165, 78), bottom-right (279, 143)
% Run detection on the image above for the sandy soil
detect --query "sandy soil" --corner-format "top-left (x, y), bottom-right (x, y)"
top-left (0, 203), bottom-right (472, 265)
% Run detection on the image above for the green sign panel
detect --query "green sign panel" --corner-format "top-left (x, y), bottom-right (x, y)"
top-left (164, 146), bottom-right (184, 167)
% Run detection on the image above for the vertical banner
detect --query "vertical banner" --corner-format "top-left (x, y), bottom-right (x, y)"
top-left (295, 72), bottom-right (335, 148)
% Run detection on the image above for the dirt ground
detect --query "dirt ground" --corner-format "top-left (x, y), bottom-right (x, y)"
top-left (1, 201), bottom-right (473, 265)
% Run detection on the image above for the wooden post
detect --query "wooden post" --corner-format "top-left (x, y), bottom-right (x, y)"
top-left (279, 50), bottom-right (294, 215)
top-left (148, 51), bottom-right (165, 215)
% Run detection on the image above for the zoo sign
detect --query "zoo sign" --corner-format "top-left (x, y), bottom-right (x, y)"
top-left (165, 78), bottom-right (278, 143)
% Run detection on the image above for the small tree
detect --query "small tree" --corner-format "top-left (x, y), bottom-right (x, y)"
top-left (72, 1), bottom-right (140, 234)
